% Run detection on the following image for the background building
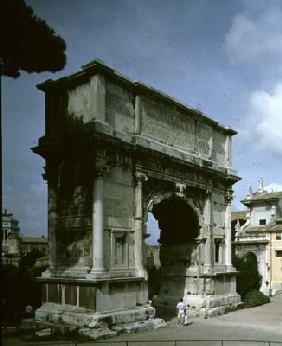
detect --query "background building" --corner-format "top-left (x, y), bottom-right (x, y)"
top-left (2, 209), bottom-right (21, 266)
top-left (233, 180), bottom-right (282, 295)
top-left (20, 236), bottom-right (48, 257)
top-left (2, 209), bottom-right (20, 252)
top-left (2, 209), bottom-right (48, 266)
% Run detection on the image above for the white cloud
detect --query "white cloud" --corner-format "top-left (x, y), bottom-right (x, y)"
top-left (224, 3), bottom-right (282, 155)
top-left (224, 6), bottom-right (282, 69)
top-left (247, 84), bottom-right (282, 153)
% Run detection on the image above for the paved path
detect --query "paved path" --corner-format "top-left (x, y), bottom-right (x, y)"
top-left (3, 294), bottom-right (282, 346)
top-left (110, 294), bottom-right (282, 345)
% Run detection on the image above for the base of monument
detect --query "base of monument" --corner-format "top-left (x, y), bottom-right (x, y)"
top-left (24, 303), bottom-right (166, 340)
top-left (154, 292), bottom-right (241, 319)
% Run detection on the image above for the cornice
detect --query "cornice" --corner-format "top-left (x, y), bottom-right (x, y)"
top-left (37, 59), bottom-right (237, 136)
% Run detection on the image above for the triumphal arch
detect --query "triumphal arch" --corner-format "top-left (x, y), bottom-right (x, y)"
top-left (33, 59), bottom-right (240, 336)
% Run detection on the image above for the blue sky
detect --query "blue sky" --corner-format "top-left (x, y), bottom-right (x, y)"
top-left (3, 0), bottom-right (282, 240)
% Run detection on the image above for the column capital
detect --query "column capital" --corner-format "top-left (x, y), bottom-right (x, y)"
top-left (135, 172), bottom-right (148, 186)
top-left (95, 163), bottom-right (109, 177)
top-left (176, 183), bottom-right (186, 197)
top-left (205, 188), bottom-right (213, 197)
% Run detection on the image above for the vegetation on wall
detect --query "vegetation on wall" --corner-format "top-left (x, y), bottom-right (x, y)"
top-left (243, 289), bottom-right (270, 308)
top-left (234, 252), bottom-right (262, 298)
top-left (234, 252), bottom-right (269, 308)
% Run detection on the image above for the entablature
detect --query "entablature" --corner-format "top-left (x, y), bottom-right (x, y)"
top-left (32, 120), bottom-right (240, 189)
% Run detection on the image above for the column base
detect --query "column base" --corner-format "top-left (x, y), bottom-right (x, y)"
top-left (87, 269), bottom-right (109, 280)
top-left (203, 265), bottom-right (213, 275)
top-left (87, 270), bottom-right (109, 279)
top-left (41, 268), bottom-right (53, 278)
top-left (225, 265), bottom-right (236, 273)
top-left (135, 268), bottom-right (148, 279)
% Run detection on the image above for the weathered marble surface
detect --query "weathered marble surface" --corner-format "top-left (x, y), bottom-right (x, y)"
top-left (33, 59), bottom-right (240, 338)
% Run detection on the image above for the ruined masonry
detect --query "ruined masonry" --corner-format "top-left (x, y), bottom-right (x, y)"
top-left (33, 59), bottom-right (241, 337)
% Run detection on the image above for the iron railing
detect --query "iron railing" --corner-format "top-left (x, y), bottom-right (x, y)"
top-left (22, 339), bottom-right (282, 346)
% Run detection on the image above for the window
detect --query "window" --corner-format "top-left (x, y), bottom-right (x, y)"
top-left (259, 219), bottom-right (266, 225)
top-left (276, 250), bottom-right (282, 257)
top-left (276, 233), bottom-right (282, 240)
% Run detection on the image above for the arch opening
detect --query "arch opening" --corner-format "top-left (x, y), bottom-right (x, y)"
top-left (151, 195), bottom-right (200, 245)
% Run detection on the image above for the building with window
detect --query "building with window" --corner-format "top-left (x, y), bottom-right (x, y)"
top-left (2, 209), bottom-right (20, 250)
top-left (233, 181), bottom-right (282, 295)
top-left (2, 209), bottom-right (21, 266)
top-left (20, 236), bottom-right (48, 256)
top-left (2, 209), bottom-right (48, 266)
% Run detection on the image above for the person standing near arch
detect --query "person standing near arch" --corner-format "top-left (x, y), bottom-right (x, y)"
top-left (176, 298), bottom-right (186, 326)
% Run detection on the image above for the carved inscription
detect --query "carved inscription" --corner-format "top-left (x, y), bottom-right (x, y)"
top-left (196, 123), bottom-right (212, 156)
top-left (197, 139), bottom-right (210, 156)
top-left (141, 98), bottom-right (195, 152)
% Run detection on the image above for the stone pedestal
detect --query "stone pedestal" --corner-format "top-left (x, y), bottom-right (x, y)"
top-left (155, 270), bottom-right (240, 318)
top-left (34, 276), bottom-right (160, 339)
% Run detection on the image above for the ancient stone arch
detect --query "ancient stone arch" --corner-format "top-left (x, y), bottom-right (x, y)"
top-left (33, 60), bottom-right (241, 335)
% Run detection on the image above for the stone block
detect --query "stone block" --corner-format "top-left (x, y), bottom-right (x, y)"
top-left (184, 295), bottom-right (206, 309)
top-left (199, 308), bottom-right (208, 319)
top-left (20, 318), bottom-right (38, 330)
top-left (207, 306), bottom-right (225, 318)
top-left (35, 328), bottom-right (52, 337)
top-left (151, 318), bottom-right (167, 329)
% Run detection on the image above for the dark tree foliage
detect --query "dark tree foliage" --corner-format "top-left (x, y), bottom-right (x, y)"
top-left (1, 251), bottom-right (46, 325)
top-left (233, 252), bottom-right (262, 298)
top-left (0, 0), bottom-right (66, 77)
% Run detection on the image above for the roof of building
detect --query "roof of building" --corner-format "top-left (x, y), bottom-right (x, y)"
top-left (231, 211), bottom-right (248, 221)
top-left (37, 59), bottom-right (236, 136)
top-left (2, 213), bottom-right (19, 223)
top-left (241, 191), bottom-right (282, 205)
top-left (243, 223), bottom-right (282, 233)
top-left (233, 239), bottom-right (269, 245)
top-left (21, 237), bottom-right (48, 244)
